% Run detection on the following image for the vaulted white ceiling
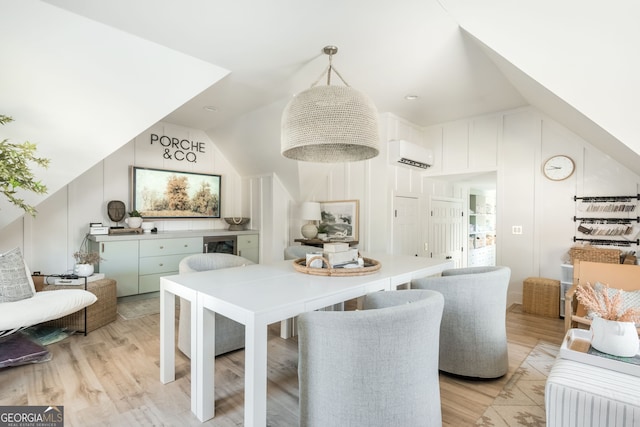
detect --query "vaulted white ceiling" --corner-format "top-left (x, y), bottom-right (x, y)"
top-left (1, 0), bottom-right (639, 228)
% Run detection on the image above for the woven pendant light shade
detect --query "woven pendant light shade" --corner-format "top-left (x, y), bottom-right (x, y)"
top-left (281, 46), bottom-right (380, 163)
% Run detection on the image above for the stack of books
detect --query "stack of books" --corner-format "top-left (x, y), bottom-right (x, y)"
top-left (323, 243), bottom-right (359, 268)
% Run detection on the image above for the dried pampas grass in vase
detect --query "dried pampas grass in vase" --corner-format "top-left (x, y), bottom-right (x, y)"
top-left (576, 282), bottom-right (640, 323)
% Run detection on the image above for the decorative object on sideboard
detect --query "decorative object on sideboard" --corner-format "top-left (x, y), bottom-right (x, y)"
top-left (141, 222), bottom-right (155, 233)
top-left (300, 202), bottom-right (321, 239)
top-left (107, 200), bottom-right (126, 228)
top-left (125, 210), bottom-right (143, 228)
top-left (281, 46), bottom-right (380, 163)
top-left (224, 217), bottom-right (250, 231)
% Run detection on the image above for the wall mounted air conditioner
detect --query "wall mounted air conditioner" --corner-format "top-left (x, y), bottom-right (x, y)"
top-left (388, 139), bottom-right (433, 170)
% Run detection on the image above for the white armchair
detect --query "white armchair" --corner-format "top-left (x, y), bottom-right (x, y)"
top-left (177, 253), bottom-right (254, 358)
top-left (283, 245), bottom-right (321, 260)
top-left (297, 289), bottom-right (445, 426)
top-left (411, 266), bottom-right (511, 378)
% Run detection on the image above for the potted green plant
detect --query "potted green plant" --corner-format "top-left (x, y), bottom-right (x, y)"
top-left (125, 209), bottom-right (143, 228)
top-left (0, 115), bottom-right (50, 216)
top-left (317, 223), bottom-right (329, 241)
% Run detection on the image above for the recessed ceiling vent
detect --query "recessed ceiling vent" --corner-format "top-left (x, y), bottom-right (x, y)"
top-left (388, 139), bottom-right (433, 170)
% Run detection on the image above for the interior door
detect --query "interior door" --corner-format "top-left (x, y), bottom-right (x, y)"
top-left (430, 198), bottom-right (464, 267)
top-left (393, 196), bottom-right (419, 256)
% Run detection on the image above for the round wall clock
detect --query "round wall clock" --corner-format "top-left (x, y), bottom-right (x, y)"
top-left (542, 155), bottom-right (575, 181)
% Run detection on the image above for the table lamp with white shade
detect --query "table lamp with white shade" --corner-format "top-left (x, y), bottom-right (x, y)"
top-left (300, 202), bottom-right (321, 239)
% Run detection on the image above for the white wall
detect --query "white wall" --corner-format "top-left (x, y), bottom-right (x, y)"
top-left (295, 106), bottom-right (640, 307)
top-left (425, 106), bottom-right (640, 305)
top-left (3, 106), bottom-right (638, 309)
top-left (0, 122), bottom-right (246, 274)
top-left (0, 1), bottom-right (228, 229)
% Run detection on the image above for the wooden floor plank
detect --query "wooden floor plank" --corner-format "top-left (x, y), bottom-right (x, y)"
top-left (0, 303), bottom-right (565, 426)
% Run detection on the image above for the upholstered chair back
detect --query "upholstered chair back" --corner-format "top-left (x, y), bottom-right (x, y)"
top-left (411, 266), bottom-right (511, 378)
top-left (298, 289), bottom-right (445, 427)
top-left (283, 245), bottom-right (321, 260)
top-left (177, 253), bottom-right (254, 358)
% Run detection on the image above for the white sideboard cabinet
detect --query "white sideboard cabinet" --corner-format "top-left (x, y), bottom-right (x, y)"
top-left (237, 234), bottom-right (259, 264)
top-left (90, 240), bottom-right (139, 297)
top-left (89, 230), bottom-right (259, 297)
top-left (138, 237), bottom-right (202, 294)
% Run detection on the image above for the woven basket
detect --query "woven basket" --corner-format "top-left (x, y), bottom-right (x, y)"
top-left (41, 279), bottom-right (117, 333)
top-left (569, 246), bottom-right (620, 264)
top-left (293, 256), bottom-right (381, 276)
top-left (523, 277), bottom-right (560, 318)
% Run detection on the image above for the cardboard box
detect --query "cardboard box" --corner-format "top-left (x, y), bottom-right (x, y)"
top-left (323, 242), bottom-right (349, 253)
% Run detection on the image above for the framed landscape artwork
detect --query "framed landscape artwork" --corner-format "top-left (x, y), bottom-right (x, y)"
top-left (131, 166), bottom-right (221, 218)
top-left (319, 200), bottom-right (359, 240)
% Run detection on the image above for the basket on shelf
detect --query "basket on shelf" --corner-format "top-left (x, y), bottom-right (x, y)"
top-left (293, 256), bottom-right (381, 276)
top-left (568, 246), bottom-right (621, 264)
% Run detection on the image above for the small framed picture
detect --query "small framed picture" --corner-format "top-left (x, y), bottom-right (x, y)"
top-left (319, 200), bottom-right (359, 241)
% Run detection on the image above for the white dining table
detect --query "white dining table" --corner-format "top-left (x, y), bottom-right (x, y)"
top-left (159, 253), bottom-right (454, 426)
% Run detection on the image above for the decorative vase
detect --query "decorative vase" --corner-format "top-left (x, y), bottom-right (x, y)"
top-left (141, 221), bottom-right (155, 233)
top-left (224, 217), bottom-right (250, 231)
top-left (125, 217), bottom-right (143, 228)
top-left (590, 316), bottom-right (639, 357)
top-left (75, 263), bottom-right (94, 277)
top-left (301, 222), bottom-right (318, 239)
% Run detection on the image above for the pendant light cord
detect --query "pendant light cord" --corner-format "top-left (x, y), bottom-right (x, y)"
top-left (310, 51), bottom-right (350, 88)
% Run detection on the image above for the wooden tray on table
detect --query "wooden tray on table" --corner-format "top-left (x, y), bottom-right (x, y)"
top-left (293, 256), bottom-right (381, 276)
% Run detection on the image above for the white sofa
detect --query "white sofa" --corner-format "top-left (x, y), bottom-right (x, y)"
top-left (0, 248), bottom-right (96, 337)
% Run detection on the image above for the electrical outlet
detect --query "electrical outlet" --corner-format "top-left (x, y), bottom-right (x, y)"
top-left (512, 225), bottom-right (523, 235)
top-left (424, 243), bottom-right (428, 251)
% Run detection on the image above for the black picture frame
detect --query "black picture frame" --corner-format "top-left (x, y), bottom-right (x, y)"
top-left (131, 166), bottom-right (221, 219)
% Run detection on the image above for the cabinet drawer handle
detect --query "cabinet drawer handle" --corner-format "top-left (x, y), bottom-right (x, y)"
top-left (159, 246), bottom-right (164, 249)
top-left (159, 263), bottom-right (164, 267)
top-left (184, 244), bottom-right (188, 247)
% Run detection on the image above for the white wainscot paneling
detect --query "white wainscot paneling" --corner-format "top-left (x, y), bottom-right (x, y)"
top-left (442, 121), bottom-right (469, 172)
top-left (469, 115), bottom-right (498, 170)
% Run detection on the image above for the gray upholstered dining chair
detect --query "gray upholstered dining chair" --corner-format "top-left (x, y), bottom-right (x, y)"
top-left (297, 289), bottom-right (445, 427)
top-left (177, 253), bottom-right (254, 358)
top-left (283, 244), bottom-right (321, 260)
top-left (411, 265), bottom-right (511, 378)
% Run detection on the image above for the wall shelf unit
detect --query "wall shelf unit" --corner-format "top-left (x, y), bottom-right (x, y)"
top-left (468, 193), bottom-right (496, 267)
top-left (573, 195), bottom-right (640, 247)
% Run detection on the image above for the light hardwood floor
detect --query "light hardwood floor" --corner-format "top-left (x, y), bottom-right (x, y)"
top-left (0, 303), bottom-right (565, 426)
